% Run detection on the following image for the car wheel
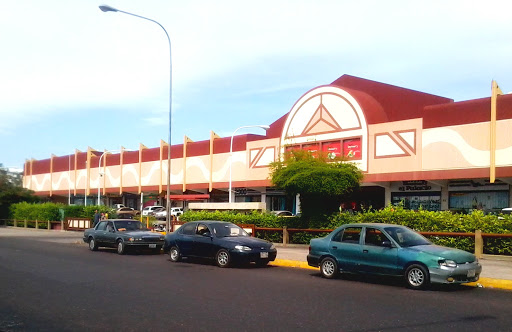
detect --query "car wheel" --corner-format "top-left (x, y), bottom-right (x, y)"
top-left (116, 240), bottom-right (126, 255)
top-left (88, 237), bottom-right (98, 251)
top-left (405, 264), bottom-right (430, 290)
top-left (320, 257), bottom-right (339, 279)
top-left (169, 246), bottom-right (181, 262)
top-left (215, 249), bottom-right (231, 268)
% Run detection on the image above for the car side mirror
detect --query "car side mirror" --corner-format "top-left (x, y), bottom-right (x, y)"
top-left (381, 240), bottom-right (393, 248)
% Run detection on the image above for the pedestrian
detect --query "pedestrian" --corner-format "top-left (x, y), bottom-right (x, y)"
top-left (100, 213), bottom-right (106, 220)
top-left (93, 209), bottom-right (101, 227)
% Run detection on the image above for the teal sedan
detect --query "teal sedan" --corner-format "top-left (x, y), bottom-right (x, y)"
top-left (307, 223), bottom-right (482, 289)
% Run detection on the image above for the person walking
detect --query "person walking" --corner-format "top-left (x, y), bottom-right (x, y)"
top-left (93, 210), bottom-right (101, 227)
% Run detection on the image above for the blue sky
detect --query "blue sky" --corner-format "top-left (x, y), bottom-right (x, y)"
top-left (1, 0), bottom-right (512, 171)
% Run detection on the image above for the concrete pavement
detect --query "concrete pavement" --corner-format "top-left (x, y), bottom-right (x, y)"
top-left (2, 226), bottom-right (511, 291)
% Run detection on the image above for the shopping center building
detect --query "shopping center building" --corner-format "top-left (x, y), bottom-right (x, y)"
top-left (23, 75), bottom-right (512, 213)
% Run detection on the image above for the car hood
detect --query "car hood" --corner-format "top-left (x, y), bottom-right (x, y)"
top-left (122, 230), bottom-right (162, 237)
top-left (218, 236), bottom-right (273, 248)
top-left (407, 244), bottom-right (476, 263)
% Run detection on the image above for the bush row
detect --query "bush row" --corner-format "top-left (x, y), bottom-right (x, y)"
top-left (181, 206), bottom-right (512, 255)
top-left (10, 202), bottom-right (118, 222)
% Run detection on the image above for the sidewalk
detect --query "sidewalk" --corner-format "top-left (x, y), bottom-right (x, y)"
top-left (2, 227), bottom-right (511, 290)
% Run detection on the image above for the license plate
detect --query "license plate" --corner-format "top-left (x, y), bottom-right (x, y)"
top-left (467, 269), bottom-right (475, 278)
top-left (260, 252), bottom-right (268, 258)
top-left (149, 244), bottom-right (157, 248)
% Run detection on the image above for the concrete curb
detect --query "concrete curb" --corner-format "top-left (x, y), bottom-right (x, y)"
top-left (270, 259), bottom-right (512, 291)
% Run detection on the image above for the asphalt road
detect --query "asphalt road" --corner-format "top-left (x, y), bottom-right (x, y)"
top-left (1, 235), bottom-right (512, 332)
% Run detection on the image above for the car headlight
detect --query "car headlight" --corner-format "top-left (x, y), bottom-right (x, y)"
top-left (128, 237), bottom-right (134, 242)
top-left (235, 245), bottom-right (252, 251)
top-left (270, 244), bottom-right (275, 250)
top-left (439, 259), bottom-right (458, 268)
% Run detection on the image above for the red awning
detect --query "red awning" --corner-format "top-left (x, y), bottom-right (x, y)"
top-left (168, 194), bottom-right (210, 201)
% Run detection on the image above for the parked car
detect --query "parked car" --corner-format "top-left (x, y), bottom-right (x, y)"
top-left (154, 207), bottom-right (183, 220)
top-left (163, 221), bottom-right (277, 267)
top-left (113, 204), bottom-right (126, 209)
top-left (271, 210), bottom-right (294, 217)
top-left (83, 219), bottom-right (165, 254)
top-left (116, 207), bottom-right (140, 218)
top-left (307, 223), bottom-right (482, 289)
top-left (142, 205), bottom-right (165, 216)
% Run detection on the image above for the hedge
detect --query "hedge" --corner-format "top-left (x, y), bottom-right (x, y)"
top-left (181, 206), bottom-right (512, 255)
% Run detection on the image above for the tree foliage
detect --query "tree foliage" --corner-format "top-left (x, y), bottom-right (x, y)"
top-left (0, 164), bottom-right (40, 219)
top-left (269, 150), bottom-right (363, 220)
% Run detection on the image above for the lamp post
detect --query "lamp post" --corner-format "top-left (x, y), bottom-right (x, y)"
top-left (229, 125), bottom-right (270, 203)
top-left (97, 149), bottom-right (133, 205)
top-left (99, 5), bottom-right (173, 230)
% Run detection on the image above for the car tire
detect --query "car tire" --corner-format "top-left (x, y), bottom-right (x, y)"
top-left (405, 264), bottom-right (430, 290)
top-left (116, 240), bottom-right (126, 255)
top-left (169, 246), bottom-right (181, 262)
top-left (215, 249), bottom-right (231, 268)
top-left (320, 257), bottom-right (339, 279)
top-left (88, 237), bottom-right (98, 251)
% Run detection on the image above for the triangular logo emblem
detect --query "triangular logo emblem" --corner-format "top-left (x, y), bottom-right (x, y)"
top-left (302, 102), bottom-right (342, 136)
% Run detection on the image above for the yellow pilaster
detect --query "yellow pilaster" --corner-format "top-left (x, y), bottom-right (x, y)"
top-left (209, 131), bottom-right (221, 192)
top-left (183, 136), bottom-right (194, 192)
top-left (138, 143), bottom-right (148, 194)
top-left (490, 80), bottom-right (504, 183)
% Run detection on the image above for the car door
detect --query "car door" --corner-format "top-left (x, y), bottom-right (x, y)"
top-left (175, 222), bottom-right (197, 256)
top-left (192, 223), bottom-right (215, 258)
top-left (95, 221), bottom-right (108, 245)
top-left (104, 221), bottom-right (117, 247)
top-left (360, 227), bottom-right (399, 275)
top-left (329, 226), bottom-right (363, 272)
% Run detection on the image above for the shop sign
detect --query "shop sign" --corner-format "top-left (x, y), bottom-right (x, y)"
top-left (322, 141), bottom-right (342, 159)
top-left (392, 181), bottom-right (440, 192)
top-left (343, 139), bottom-right (361, 159)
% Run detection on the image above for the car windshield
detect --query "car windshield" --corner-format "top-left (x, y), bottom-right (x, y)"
top-left (114, 220), bottom-right (146, 231)
top-left (211, 223), bottom-right (249, 237)
top-left (384, 226), bottom-right (431, 247)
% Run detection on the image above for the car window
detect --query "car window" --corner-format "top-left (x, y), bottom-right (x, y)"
top-left (114, 220), bottom-right (144, 231)
top-left (196, 224), bottom-right (210, 236)
top-left (97, 221), bottom-right (107, 231)
top-left (181, 223), bottom-right (196, 235)
top-left (340, 227), bottom-right (361, 244)
top-left (331, 230), bottom-right (343, 242)
top-left (212, 223), bottom-right (249, 237)
top-left (384, 226), bottom-right (431, 247)
top-left (364, 228), bottom-right (388, 247)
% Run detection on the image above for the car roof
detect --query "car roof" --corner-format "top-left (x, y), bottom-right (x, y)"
top-left (340, 223), bottom-right (406, 228)
top-left (185, 220), bottom-right (231, 225)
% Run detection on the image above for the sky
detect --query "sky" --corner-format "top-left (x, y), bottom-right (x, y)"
top-left (1, 0), bottom-right (512, 171)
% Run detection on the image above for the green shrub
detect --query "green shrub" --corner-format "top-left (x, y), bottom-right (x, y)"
top-left (181, 207), bottom-right (512, 255)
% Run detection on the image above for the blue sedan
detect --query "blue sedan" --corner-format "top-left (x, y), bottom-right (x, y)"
top-left (307, 223), bottom-right (482, 289)
top-left (163, 221), bottom-right (277, 267)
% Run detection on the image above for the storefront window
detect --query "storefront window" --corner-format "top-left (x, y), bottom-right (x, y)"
top-left (449, 191), bottom-right (509, 213)
top-left (392, 193), bottom-right (441, 211)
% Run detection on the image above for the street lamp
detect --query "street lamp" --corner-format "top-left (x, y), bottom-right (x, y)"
top-left (99, 4), bottom-right (173, 230)
top-left (229, 125), bottom-right (270, 203)
top-left (97, 149), bottom-right (134, 205)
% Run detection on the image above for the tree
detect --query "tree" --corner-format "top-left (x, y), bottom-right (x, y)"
top-left (269, 150), bottom-right (363, 221)
top-left (0, 164), bottom-right (39, 219)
